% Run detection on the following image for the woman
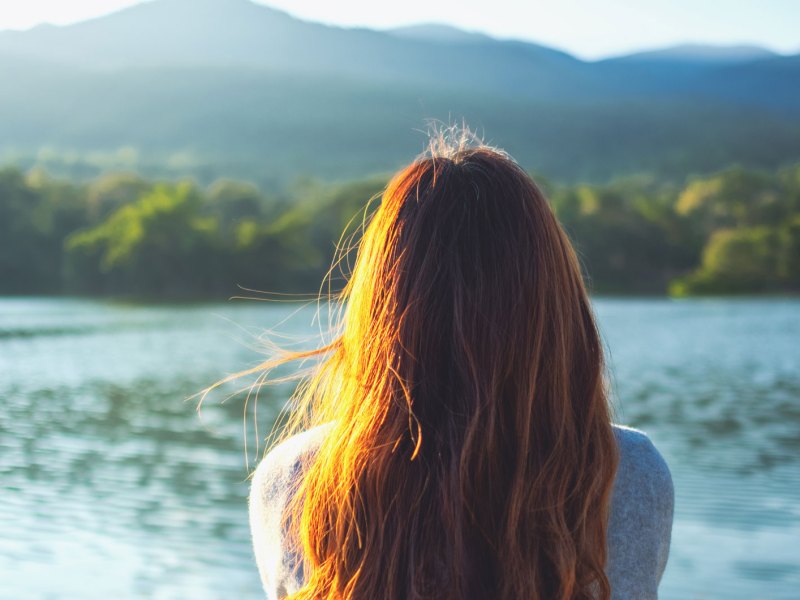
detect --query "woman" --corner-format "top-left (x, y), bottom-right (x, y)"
top-left (245, 135), bottom-right (674, 599)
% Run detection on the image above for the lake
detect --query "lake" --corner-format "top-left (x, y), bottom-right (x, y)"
top-left (1, 297), bottom-right (798, 599)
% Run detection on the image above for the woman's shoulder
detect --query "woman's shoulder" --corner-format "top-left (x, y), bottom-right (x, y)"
top-left (252, 423), bottom-right (674, 501)
top-left (248, 424), bottom-right (333, 597)
top-left (250, 424), bottom-right (331, 506)
top-left (611, 423), bottom-right (674, 500)
top-left (607, 424), bottom-right (674, 598)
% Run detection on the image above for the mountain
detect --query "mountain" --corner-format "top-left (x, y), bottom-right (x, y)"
top-left (0, 0), bottom-right (578, 87)
top-left (387, 24), bottom-right (492, 44)
top-left (610, 43), bottom-right (777, 64)
top-left (0, 0), bottom-right (798, 185)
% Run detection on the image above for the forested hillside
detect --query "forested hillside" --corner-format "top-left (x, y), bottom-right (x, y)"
top-left (0, 0), bottom-right (798, 185)
top-left (2, 164), bottom-right (798, 297)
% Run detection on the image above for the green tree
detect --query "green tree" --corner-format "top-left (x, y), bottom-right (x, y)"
top-left (65, 182), bottom-right (223, 296)
top-left (677, 166), bottom-right (786, 233)
top-left (670, 227), bottom-right (784, 295)
top-left (0, 167), bottom-right (88, 293)
top-left (206, 180), bottom-right (270, 228)
top-left (552, 180), bottom-right (695, 293)
top-left (85, 172), bottom-right (152, 221)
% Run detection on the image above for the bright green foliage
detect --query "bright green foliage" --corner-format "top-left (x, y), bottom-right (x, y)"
top-left (677, 167), bottom-right (789, 232)
top-left (65, 183), bottom-right (224, 295)
top-left (59, 175), bottom-right (385, 297)
top-left (672, 163), bottom-right (800, 295)
top-left (85, 172), bottom-right (152, 221)
top-left (1, 162), bottom-right (798, 298)
top-left (551, 178), bottom-right (698, 293)
top-left (671, 228), bottom-right (782, 294)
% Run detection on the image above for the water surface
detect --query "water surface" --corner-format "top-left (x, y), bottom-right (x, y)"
top-left (1, 297), bottom-right (798, 599)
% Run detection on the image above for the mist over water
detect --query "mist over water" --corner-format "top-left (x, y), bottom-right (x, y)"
top-left (1, 297), bottom-right (798, 599)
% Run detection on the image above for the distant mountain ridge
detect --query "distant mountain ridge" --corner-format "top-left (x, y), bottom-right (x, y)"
top-left (0, 0), bottom-right (798, 184)
top-left (386, 24), bottom-right (493, 44)
top-left (0, 0), bottom-right (784, 69)
top-left (610, 43), bottom-right (778, 63)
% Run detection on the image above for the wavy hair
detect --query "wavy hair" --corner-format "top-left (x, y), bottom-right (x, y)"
top-left (222, 134), bottom-right (618, 599)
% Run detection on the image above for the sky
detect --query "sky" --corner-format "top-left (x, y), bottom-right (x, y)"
top-left (0, 0), bottom-right (797, 60)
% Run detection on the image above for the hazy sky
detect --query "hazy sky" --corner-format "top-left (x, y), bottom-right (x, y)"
top-left (0, 0), bottom-right (797, 59)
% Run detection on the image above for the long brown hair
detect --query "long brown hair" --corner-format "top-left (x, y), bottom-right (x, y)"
top-left (226, 134), bottom-right (618, 599)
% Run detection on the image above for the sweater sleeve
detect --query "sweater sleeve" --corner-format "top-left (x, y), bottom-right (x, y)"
top-left (249, 426), bottom-right (330, 599)
top-left (249, 444), bottom-right (301, 599)
top-left (606, 426), bottom-right (675, 600)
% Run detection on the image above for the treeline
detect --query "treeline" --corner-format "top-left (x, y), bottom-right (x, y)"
top-left (548, 166), bottom-right (800, 295)
top-left (1, 163), bottom-right (798, 298)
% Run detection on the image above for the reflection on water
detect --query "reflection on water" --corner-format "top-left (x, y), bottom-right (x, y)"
top-left (1, 297), bottom-right (798, 599)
